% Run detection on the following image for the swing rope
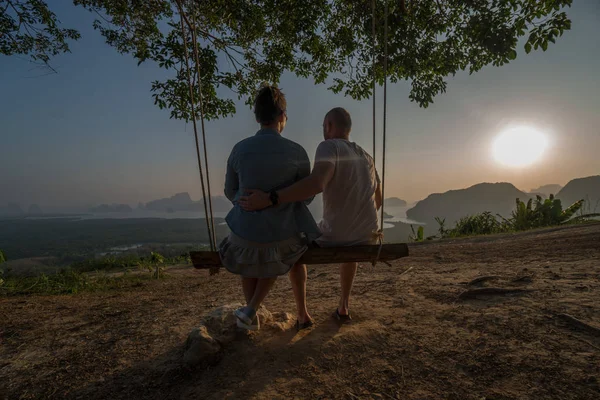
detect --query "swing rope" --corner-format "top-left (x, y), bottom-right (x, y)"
top-left (373, 0), bottom-right (389, 266)
top-left (372, 0), bottom-right (377, 165)
top-left (176, 0), bottom-right (217, 253)
top-left (189, 2), bottom-right (217, 251)
top-left (379, 0), bottom-right (388, 233)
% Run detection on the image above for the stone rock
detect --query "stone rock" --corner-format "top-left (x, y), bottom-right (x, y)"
top-left (183, 304), bottom-right (296, 367)
top-left (183, 326), bottom-right (221, 367)
top-left (200, 303), bottom-right (243, 344)
top-left (269, 312), bottom-right (295, 331)
top-left (199, 303), bottom-right (279, 341)
top-left (256, 306), bottom-right (274, 325)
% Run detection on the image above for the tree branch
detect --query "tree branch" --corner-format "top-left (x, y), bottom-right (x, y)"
top-left (92, 8), bottom-right (113, 25)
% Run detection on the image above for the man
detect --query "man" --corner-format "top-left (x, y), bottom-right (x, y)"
top-left (239, 107), bottom-right (382, 328)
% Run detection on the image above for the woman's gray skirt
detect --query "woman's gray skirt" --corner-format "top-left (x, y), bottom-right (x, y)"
top-left (219, 232), bottom-right (307, 278)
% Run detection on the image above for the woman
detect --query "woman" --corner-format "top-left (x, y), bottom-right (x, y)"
top-left (220, 85), bottom-right (320, 331)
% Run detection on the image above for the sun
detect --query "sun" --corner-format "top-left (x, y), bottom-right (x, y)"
top-left (493, 126), bottom-right (548, 168)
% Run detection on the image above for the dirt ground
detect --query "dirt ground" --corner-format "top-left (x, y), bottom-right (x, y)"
top-left (1, 223), bottom-right (599, 400)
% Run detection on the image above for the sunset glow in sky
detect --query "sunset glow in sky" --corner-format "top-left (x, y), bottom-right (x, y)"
top-left (1, 1), bottom-right (599, 210)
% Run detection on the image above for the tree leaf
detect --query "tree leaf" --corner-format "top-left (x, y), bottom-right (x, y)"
top-left (2, 0), bottom-right (575, 118)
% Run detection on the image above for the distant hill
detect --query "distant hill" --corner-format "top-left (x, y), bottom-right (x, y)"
top-left (530, 184), bottom-right (563, 196)
top-left (406, 182), bottom-right (530, 227)
top-left (27, 204), bottom-right (43, 215)
top-left (145, 193), bottom-right (194, 211)
top-left (385, 197), bottom-right (407, 207)
top-left (556, 176), bottom-right (600, 211)
top-left (89, 204), bottom-right (133, 213)
top-left (0, 203), bottom-right (24, 217)
top-left (144, 192), bottom-right (232, 213)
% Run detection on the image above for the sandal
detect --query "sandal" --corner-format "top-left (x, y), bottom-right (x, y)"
top-left (295, 319), bottom-right (314, 331)
top-left (333, 309), bottom-right (352, 322)
top-left (235, 308), bottom-right (254, 325)
top-left (237, 315), bottom-right (260, 331)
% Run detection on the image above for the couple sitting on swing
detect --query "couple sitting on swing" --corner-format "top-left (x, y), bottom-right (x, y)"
top-left (219, 84), bottom-right (382, 331)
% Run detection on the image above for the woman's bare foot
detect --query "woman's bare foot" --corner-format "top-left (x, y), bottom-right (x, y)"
top-left (297, 311), bottom-right (313, 325)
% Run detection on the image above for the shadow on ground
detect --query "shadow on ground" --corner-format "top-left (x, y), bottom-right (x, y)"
top-left (70, 316), bottom-right (344, 400)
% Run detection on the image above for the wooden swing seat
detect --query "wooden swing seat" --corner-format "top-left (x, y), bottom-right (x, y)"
top-left (190, 243), bottom-right (409, 269)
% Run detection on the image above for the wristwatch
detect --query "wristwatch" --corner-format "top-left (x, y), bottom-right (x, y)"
top-left (269, 190), bottom-right (279, 206)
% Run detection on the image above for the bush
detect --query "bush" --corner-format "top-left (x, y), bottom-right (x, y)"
top-left (409, 225), bottom-right (424, 242)
top-left (0, 268), bottom-right (154, 296)
top-left (511, 195), bottom-right (597, 230)
top-left (451, 212), bottom-right (507, 237)
top-left (70, 254), bottom-right (142, 273)
top-left (436, 212), bottom-right (508, 239)
top-left (434, 194), bottom-right (600, 239)
top-left (0, 251), bottom-right (190, 296)
top-left (68, 252), bottom-right (190, 274)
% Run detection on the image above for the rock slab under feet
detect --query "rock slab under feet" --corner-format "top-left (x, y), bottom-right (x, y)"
top-left (183, 304), bottom-right (294, 367)
top-left (183, 326), bottom-right (221, 367)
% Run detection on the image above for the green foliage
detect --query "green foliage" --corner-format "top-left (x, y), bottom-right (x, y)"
top-left (149, 251), bottom-right (165, 264)
top-left (0, 0), bottom-right (81, 71)
top-left (511, 197), bottom-right (537, 231)
top-left (434, 217), bottom-right (447, 238)
top-left (511, 194), bottom-right (591, 230)
top-left (71, 254), bottom-right (143, 272)
top-left (436, 194), bottom-right (599, 239)
top-left (439, 212), bottom-right (508, 239)
top-left (2, 1), bottom-right (573, 117)
top-left (325, 0), bottom-right (572, 108)
top-left (0, 251), bottom-right (185, 296)
top-left (0, 249), bottom-right (6, 264)
top-left (70, 252), bottom-right (184, 280)
top-left (146, 251), bottom-right (166, 279)
top-left (0, 268), bottom-right (153, 296)
top-left (409, 225), bottom-right (424, 242)
top-left (70, 0), bottom-right (333, 120)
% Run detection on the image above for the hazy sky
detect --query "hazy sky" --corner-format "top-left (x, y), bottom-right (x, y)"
top-left (1, 1), bottom-right (599, 210)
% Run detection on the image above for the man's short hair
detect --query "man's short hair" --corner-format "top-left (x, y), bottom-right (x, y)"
top-left (326, 107), bottom-right (352, 134)
top-left (254, 84), bottom-right (286, 125)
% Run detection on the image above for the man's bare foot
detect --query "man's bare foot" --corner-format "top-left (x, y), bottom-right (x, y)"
top-left (337, 307), bottom-right (350, 317)
top-left (296, 319), bottom-right (315, 331)
top-left (334, 308), bottom-right (352, 321)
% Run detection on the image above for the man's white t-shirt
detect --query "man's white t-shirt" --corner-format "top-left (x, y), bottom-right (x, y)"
top-left (313, 139), bottom-right (380, 246)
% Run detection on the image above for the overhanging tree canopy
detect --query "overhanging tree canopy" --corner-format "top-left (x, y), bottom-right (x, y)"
top-left (2, 0), bottom-right (573, 118)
